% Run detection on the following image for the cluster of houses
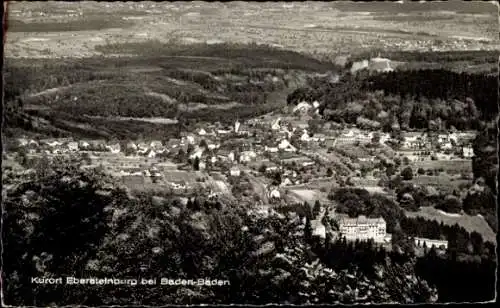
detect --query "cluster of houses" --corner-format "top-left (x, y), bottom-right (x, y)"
top-left (400, 131), bottom-right (475, 161)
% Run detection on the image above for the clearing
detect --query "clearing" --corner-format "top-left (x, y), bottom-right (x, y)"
top-left (405, 206), bottom-right (496, 243)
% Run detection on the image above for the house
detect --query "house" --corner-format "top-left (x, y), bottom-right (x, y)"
top-left (199, 161), bottom-right (207, 170)
top-left (234, 120), bottom-right (241, 133)
top-left (189, 148), bottom-right (204, 160)
top-left (414, 237), bottom-right (448, 250)
top-left (230, 166), bottom-right (241, 177)
top-left (280, 177), bottom-right (293, 187)
top-left (147, 150), bottom-right (156, 158)
top-left (462, 146), bottom-right (474, 158)
top-left (150, 141), bottom-right (163, 150)
top-left (198, 128), bottom-right (207, 136)
top-left (350, 59), bottom-right (369, 74)
top-left (265, 146), bottom-right (279, 153)
top-left (126, 141), bottom-right (138, 151)
top-left (106, 143), bottom-right (121, 154)
top-left (379, 133), bottom-right (391, 145)
top-left (337, 215), bottom-right (386, 243)
top-left (217, 129), bottom-right (232, 135)
top-left (269, 188), bottom-right (281, 200)
top-left (169, 180), bottom-right (187, 190)
top-left (293, 101), bottom-right (312, 114)
top-left (187, 135), bottom-right (197, 144)
top-left (271, 118), bottom-right (281, 130)
top-left (228, 151), bottom-right (235, 162)
top-left (67, 141), bottom-right (79, 152)
top-left (16, 138), bottom-right (29, 147)
top-left (79, 141), bottom-right (90, 150)
top-left (300, 129), bottom-right (311, 142)
top-left (403, 133), bottom-right (428, 150)
top-left (207, 143), bottom-right (219, 150)
top-left (278, 139), bottom-right (296, 152)
top-left (240, 150), bottom-right (257, 163)
top-left (312, 101), bottom-right (320, 109)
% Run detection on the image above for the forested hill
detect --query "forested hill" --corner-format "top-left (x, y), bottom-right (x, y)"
top-left (3, 43), bottom-right (340, 140)
top-left (288, 68), bottom-right (497, 131)
top-left (362, 69), bottom-right (498, 121)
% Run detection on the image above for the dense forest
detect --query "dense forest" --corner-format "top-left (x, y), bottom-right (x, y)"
top-left (7, 156), bottom-right (496, 305)
top-left (288, 69), bottom-right (497, 131)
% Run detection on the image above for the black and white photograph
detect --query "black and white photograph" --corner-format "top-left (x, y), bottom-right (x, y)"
top-left (1, 0), bottom-right (499, 305)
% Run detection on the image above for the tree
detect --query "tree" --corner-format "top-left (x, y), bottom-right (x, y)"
top-left (313, 200), bottom-right (322, 217)
top-left (417, 168), bottom-right (425, 175)
top-left (193, 156), bottom-right (200, 171)
top-left (3, 162), bottom-right (120, 305)
top-left (401, 167), bottom-right (413, 181)
top-left (187, 143), bottom-right (195, 154)
top-left (326, 167), bottom-right (333, 177)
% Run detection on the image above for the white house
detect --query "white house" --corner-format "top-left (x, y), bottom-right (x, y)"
top-left (217, 129), bottom-right (232, 135)
top-left (240, 150), bottom-right (257, 162)
top-left (269, 188), bottom-right (281, 200)
top-left (199, 161), bottom-right (206, 170)
top-left (234, 120), bottom-right (241, 133)
top-left (230, 166), bottom-right (241, 177)
top-left (150, 141), bottom-right (163, 150)
top-left (414, 237), bottom-right (448, 250)
top-left (67, 141), bottom-right (79, 152)
top-left (126, 141), bottom-right (138, 151)
top-left (198, 128), bottom-right (207, 136)
top-left (293, 101), bottom-right (312, 113)
top-left (278, 139), bottom-right (296, 152)
top-left (106, 143), bottom-right (121, 154)
top-left (79, 141), bottom-right (90, 150)
top-left (271, 118), bottom-right (281, 130)
top-left (207, 143), bottom-right (219, 150)
top-left (280, 177), bottom-right (293, 187)
top-left (463, 146), bottom-right (474, 158)
top-left (300, 129), bottom-right (312, 142)
top-left (312, 101), bottom-right (320, 109)
top-left (228, 151), bottom-right (235, 162)
top-left (186, 135), bottom-right (196, 144)
top-left (265, 146), bottom-right (279, 153)
top-left (189, 148), bottom-right (204, 160)
top-left (147, 150), bottom-right (156, 158)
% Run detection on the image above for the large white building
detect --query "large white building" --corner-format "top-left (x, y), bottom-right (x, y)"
top-left (338, 215), bottom-right (386, 243)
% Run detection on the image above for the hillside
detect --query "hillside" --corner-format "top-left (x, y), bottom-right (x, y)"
top-left (4, 43), bottom-right (339, 140)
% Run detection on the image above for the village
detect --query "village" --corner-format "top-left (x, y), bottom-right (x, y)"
top-left (5, 99), bottom-right (477, 253)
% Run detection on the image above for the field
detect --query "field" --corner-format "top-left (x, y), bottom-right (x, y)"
top-left (5, 1), bottom-right (498, 59)
top-left (410, 175), bottom-right (470, 192)
top-left (4, 43), bottom-right (328, 139)
top-left (410, 159), bottom-right (473, 174)
top-left (405, 206), bottom-right (496, 243)
top-left (287, 188), bottom-right (330, 204)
